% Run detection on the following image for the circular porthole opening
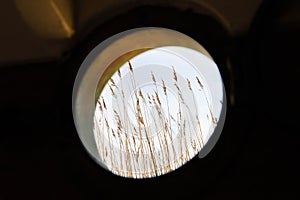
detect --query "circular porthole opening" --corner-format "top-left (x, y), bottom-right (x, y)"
top-left (72, 27), bottom-right (226, 178)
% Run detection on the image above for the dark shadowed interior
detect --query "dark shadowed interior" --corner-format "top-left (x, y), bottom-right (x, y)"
top-left (0, 0), bottom-right (299, 199)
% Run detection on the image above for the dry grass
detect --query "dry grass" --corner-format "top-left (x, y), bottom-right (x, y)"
top-left (93, 61), bottom-right (215, 178)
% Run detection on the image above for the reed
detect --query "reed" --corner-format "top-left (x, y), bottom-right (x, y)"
top-left (94, 61), bottom-right (212, 178)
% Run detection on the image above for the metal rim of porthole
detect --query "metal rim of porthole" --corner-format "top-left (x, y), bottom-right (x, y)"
top-left (59, 4), bottom-right (250, 181)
